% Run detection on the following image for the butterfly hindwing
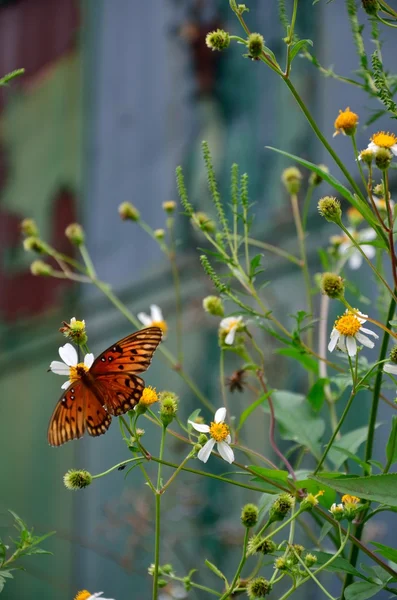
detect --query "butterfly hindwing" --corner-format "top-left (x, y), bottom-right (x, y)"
top-left (90, 326), bottom-right (163, 376)
top-left (47, 380), bottom-right (111, 447)
top-left (94, 373), bottom-right (146, 415)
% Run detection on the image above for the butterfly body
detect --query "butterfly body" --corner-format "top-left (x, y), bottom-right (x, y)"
top-left (48, 326), bottom-right (162, 446)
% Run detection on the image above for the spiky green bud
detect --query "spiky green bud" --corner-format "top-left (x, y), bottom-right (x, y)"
top-left (63, 469), bottom-right (92, 490)
top-left (241, 503), bottom-right (259, 528)
top-left (318, 196), bottom-right (342, 223)
top-left (321, 272), bottom-right (345, 299)
top-left (205, 29), bottom-right (230, 51)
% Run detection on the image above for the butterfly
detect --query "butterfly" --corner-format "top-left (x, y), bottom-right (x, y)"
top-left (48, 326), bottom-right (162, 446)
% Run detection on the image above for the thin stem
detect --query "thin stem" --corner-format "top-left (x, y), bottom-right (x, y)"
top-left (302, 182), bottom-right (314, 231)
top-left (153, 426), bottom-right (166, 600)
top-left (351, 134), bottom-right (367, 191)
top-left (219, 528), bottom-right (250, 600)
top-left (290, 546), bottom-right (336, 600)
top-left (383, 171), bottom-right (397, 290)
top-left (79, 244), bottom-right (97, 278)
top-left (247, 237), bottom-right (303, 266)
top-left (160, 450), bottom-right (194, 493)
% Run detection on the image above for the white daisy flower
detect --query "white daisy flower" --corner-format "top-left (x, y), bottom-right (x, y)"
top-left (384, 362), bottom-right (397, 376)
top-left (189, 407), bottom-right (234, 464)
top-left (367, 131), bottom-right (397, 156)
top-left (328, 309), bottom-right (378, 357)
top-left (137, 304), bottom-right (168, 334)
top-left (332, 227), bottom-right (376, 270)
top-left (74, 591), bottom-right (115, 600)
top-left (50, 343), bottom-right (94, 390)
top-left (219, 316), bottom-right (244, 345)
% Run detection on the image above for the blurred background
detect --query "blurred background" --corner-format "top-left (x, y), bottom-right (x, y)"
top-left (0, 1), bottom-right (396, 598)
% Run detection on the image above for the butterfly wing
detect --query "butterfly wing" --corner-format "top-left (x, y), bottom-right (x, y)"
top-left (90, 326), bottom-right (162, 415)
top-left (47, 380), bottom-right (112, 446)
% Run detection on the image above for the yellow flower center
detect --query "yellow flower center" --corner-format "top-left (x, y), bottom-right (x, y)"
top-left (69, 362), bottom-right (89, 382)
top-left (74, 591), bottom-right (91, 600)
top-left (334, 312), bottom-right (362, 337)
top-left (71, 319), bottom-right (85, 331)
top-left (342, 494), bottom-right (360, 505)
top-left (347, 207), bottom-right (364, 223)
top-left (371, 131), bottom-right (397, 148)
top-left (152, 320), bottom-right (168, 334)
top-left (334, 107), bottom-right (358, 133)
top-left (224, 318), bottom-right (240, 333)
top-left (209, 421), bottom-right (230, 442)
top-left (375, 198), bottom-right (387, 210)
top-left (139, 386), bottom-right (158, 406)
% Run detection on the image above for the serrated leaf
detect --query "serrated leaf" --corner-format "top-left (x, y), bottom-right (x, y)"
top-left (275, 347), bottom-right (319, 373)
top-left (307, 378), bottom-right (328, 411)
top-left (204, 559), bottom-right (227, 582)
top-left (372, 542), bottom-right (397, 564)
top-left (311, 473), bottom-right (397, 506)
top-left (263, 391), bottom-right (325, 459)
top-left (236, 390), bottom-right (272, 432)
top-left (314, 552), bottom-right (364, 578)
top-left (344, 581), bottom-right (384, 600)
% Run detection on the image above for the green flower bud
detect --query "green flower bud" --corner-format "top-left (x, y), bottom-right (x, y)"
top-left (203, 295), bottom-right (224, 317)
top-left (309, 165), bottom-right (329, 186)
top-left (247, 33), bottom-right (264, 58)
top-left (375, 148), bottom-right (392, 170)
top-left (288, 543), bottom-right (304, 564)
top-left (198, 433), bottom-right (208, 445)
top-left (318, 196), bottom-right (342, 223)
top-left (23, 236), bottom-right (50, 254)
top-left (373, 182), bottom-right (384, 196)
top-left (362, 0), bottom-right (379, 15)
top-left (162, 200), bottom-right (176, 213)
top-left (304, 553), bottom-right (317, 567)
top-left (390, 346), bottom-right (397, 363)
top-left (20, 218), bottom-right (39, 237)
top-left (118, 201), bottom-right (140, 221)
top-left (359, 149), bottom-right (374, 165)
top-left (281, 166), bottom-right (302, 195)
top-left (159, 391), bottom-right (179, 427)
top-left (321, 272), bottom-right (345, 299)
top-left (241, 503), bottom-right (259, 528)
top-left (269, 493), bottom-right (294, 523)
top-left (205, 29), bottom-right (230, 51)
top-left (30, 260), bottom-right (53, 277)
top-left (192, 211), bottom-right (216, 234)
top-left (60, 317), bottom-right (88, 346)
top-left (63, 469), bottom-right (92, 490)
top-left (247, 535), bottom-right (276, 556)
top-left (247, 577), bottom-right (272, 599)
top-left (160, 564), bottom-right (174, 575)
top-left (158, 579), bottom-right (168, 588)
top-left (65, 223), bottom-right (85, 246)
top-left (274, 557), bottom-right (287, 571)
top-left (154, 228), bottom-right (165, 240)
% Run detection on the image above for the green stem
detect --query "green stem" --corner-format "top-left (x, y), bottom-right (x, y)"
top-left (219, 528), bottom-right (250, 600)
top-left (153, 426), bottom-right (166, 600)
top-left (160, 450), bottom-right (194, 493)
top-left (302, 182), bottom-right (314, 231)
top-left (79, 244), bottom-right (97, 278)
top-left (351, 134), bottom-right (367, 191)
top-left (343, 292), bottom-right (396, 591)
top-left (247, 237), bottom-right (303, 266)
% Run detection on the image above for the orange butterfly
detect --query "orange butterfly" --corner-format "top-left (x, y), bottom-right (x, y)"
top-left (48, 327), bottom-right (162, 446)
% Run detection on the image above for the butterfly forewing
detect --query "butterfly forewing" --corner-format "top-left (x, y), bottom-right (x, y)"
top-left (47, 381), bottom-right (112, 446)
top-left (90, 326), bottom-right (163, 376)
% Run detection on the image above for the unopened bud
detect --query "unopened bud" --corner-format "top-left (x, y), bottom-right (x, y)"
top-left (241, 503), bottom-right (259, 528)
top-left (375, 148), bottom-right (392, 170)
top-left (309, 165), bottom-right (329, 187)
top-left (205, 29), bottom-right (230, 51)
top-left (247, 33), bottom-right (264, 58)
top-left (23, 236), bottom-right (49, 254)
top-left (65, 223), bottom-right (85, 246)
top-left (318, 196), bottom-right (342, 223)
top-left (162, 200), bottom-right (176, 213)
top-left (30, 260), bottom-right (53, 276)
top-left (203, 295), bottom-right (224, 317)
top-left (362, 0), bottom-right (379, 15)
top-left (321, 272), bottom-right (345, 299)
top-left (192, 211), bottom-right (216, 234)
top-left (20, 218), bottom-right (39, 237)
top-left (118, 202), bottom-right (140, 221)
top-left (63, 469), bottom-right (92, 490)
top-left (281, 167), bottom-right (302, 195)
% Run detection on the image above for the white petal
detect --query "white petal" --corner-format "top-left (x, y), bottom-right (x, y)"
top-left (137, 312), bottom-right (152, 326)
top-left (150, 304), bottom-right (163, 322)
top-left (337, 335), bottom-right (347, 353)
top-left (328, 329), bottom-right (340, 352)
top-left (224, 327), bottom-right (237, 345)
top-left (188, 421), bottom-right (210, 433)
top-left (349, 252), bottom-right (362, 270)
top-left (214, 407), bottom-right (227, 423)
top-left (197, 438), bottom-right (216, 463)
top-left (359, 228), bottom-right (377, 242)
top-left (339, 242), bottom-right (350, 255)
top-left (346, 336), bottom-right (357, 357)
top-left (363, 245), bottom-right (376, 260)
top-left (84, 353), bottom-right (95, 368)
top-left (355, 332), bottom-right (374, 349)
top-left (225, 434), bottom-right (231, 444)
top-left (367, 142), bottom-right (378, 151)
top-left (58, 343), bottom-right (78, 366)
top-left (49, 360), bottom-right (70, 375)
top-left (359, 327), bottom-right (378, 338)
top-left (61, 380), bottom-right (71, 390)
top-left (384, 363), bottom-right (397, 374)
top-left (217, 441), bottom-right (234, 464)
top-left (70, 317), bottom-right (76, 325)
top-left (391, 144), bottom-right (397, 156)
top-left (220, 317), bottom-right (234, 329)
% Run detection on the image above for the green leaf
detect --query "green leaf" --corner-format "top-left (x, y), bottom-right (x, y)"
top-left (329, 446), bottom-right (370, 472)
top-left (249, 467), bottom-right (289, 483)
top-left (344, 581), bottom-right (384, 600)
top-left (313, 552), bottom-right (364, 578)
top-left (187, 409), bottom-right (201, 431)
top-left (328, 425), bottom-right (379, 470)
top-left (0, 68), bottom-right (24, 87)
top-left (289, 38), bottom-right (313, 62)
top-left (266, 147), bottom-right (381, 231)
top-left (307, 378), bottom-right (329, 411)
top-left (318, 522), bottom-right (333, 543)
top-left (386, 416), bottom-right (397, 469)
top-left (204, 560), bottom-right (227, 582)
top-left (372, 542), bottom-right (397, 564)
top-left (236, 390), bottom-right (272, 432)
top-left (275, 347), bottom-right (319, 373)
top-left (294, 476), bottom-right (335, 508)
top-left (264, 391), bottom-right (325, 459)
top-left (311, 473), bottom-right (397, 506)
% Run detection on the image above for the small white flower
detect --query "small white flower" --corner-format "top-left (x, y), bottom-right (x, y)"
top-left (338, 227), bottom-right (376, 270)
top-left (384, 362), bottom-right (397, 375)
top-left (189, 407), bottom-right (234, 464)
top-left (138, 304), bottom-right (167, 334)
top-left (75, 592), bottom-right (115, 600)
top-left (328, 309), bottom-right (378, 357)
top-left (219, 316), bottom-right (243, 345)
top-left (50, 343), bottom-right (94, 389)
